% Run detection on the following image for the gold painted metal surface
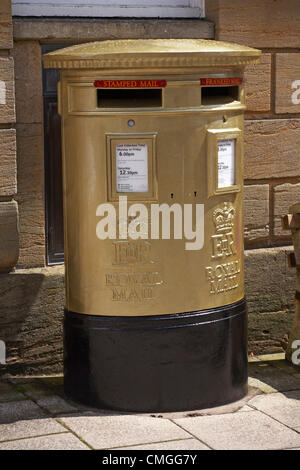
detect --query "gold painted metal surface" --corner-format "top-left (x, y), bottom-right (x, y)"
top-left (43, 39), bottom-right (261, 70)
top-left (43, 40), bottom-right (261, 316)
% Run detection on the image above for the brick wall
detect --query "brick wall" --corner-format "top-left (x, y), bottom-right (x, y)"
top-left (206, 0), bottom-right (300, 249)
top-left (0, 0), bottom-right (18, 271)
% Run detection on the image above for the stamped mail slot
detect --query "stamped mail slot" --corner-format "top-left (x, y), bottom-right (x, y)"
top-left (97, 88), bottom-right (163, 108)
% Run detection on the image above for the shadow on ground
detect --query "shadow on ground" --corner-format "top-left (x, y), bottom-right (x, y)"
top-left (1, 354), bottom-right (300, 426)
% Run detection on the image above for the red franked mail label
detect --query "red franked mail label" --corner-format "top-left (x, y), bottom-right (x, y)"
top-left (200, 78), bottom-right (243, 86)
top-left (94, 80), bottom-right (167, 88)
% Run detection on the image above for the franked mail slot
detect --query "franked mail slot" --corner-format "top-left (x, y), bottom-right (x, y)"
top-left (201, 86), bottom-right (240, 105)
top-left (97, 88), bottom-right (163, 108)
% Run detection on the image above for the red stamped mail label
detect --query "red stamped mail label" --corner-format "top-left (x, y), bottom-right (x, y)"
top-left (94, 80), bottom-right (167, 88)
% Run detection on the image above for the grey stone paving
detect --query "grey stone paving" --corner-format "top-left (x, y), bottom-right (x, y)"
top-left (36, 395), bottom-right (78, 415)
top-left (16, 382), bottom-right (56, 400)
top-left (0, 418), bottom-right (66, 442)
top-left (248, 390), bottom-right (300, 429)
top-left (58, 413), bottom-right (191, 449)
top-left (0, 400), bottom-right (47, 425)
top-left (173, 410), bottom-right (300, 450)
top-left (0, 354), bottom-right (299, 450)
top-left (116, 439), bottom-right (210, 450)
top-left (237, 405), bottom-right (254, 412)
top-left (0, 383), bottom-right (26, 403)
top-left (248, 361), bottom-right (300, 392)
top-left (0, 433), bottom-right (89, 450)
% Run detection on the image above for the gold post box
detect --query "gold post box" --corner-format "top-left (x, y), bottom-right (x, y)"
top-left (44, 40), bottom-right (261, 412)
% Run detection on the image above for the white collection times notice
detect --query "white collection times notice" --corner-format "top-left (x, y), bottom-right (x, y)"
top-left (116, 143), bottom-right (148, 193)
top-left (218, 139), bottom-right (235, 188)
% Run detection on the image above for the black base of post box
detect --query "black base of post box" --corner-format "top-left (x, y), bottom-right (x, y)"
top-left (63, 298), bottom-right (248, 412)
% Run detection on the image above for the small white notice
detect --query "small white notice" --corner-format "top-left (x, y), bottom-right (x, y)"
top-left (116, 143), bottom-right (148, 193)
top-left (218, 139), bottom-right (235, 188)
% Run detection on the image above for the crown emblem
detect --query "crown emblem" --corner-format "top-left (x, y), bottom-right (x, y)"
top-left (213, 203), bottom-right (235, 233)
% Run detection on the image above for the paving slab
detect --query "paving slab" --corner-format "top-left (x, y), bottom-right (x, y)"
top-left (143, 387), bottom-right (260, 419)
top-left (237, 405), bottom-right (254, 412)
top-left (0, 418), bottom-right (66, 442)
top-left (249, 362), bottom-right (300, 392)
top-left (8, 378), bottom-right (85, 412)
top-left (248, 377), bottom-right (278, 394)
top-left (117, 439), bottom-right (210, 450)
top-left (268, 359), bottom-right (300, 376)
top-left (32, 376), bottom-right (66, 399)
top-left (173, 410), bottom-right (300, 450)
top-left (0, 382), bottom-right (26, 403)
top-left (16, 382), bottom-right (54, 400)
top-left (248, 391), bottom-right (300, 429)
top-left (36, 395), bottom-right (78, 415)
top-left (1, 355), bottom-right (300, 450)
top-left (40, 376), bottom-right (64, 391)
top-left (0, 432), bottom-right (89, 450)
top-left (59, 412), bottom-right (191, 450)
top-left (0, 400), bottom-right (47, 425)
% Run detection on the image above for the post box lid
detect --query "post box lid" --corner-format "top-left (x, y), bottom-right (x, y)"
top-left (43, 39), bottom-right (261, 70)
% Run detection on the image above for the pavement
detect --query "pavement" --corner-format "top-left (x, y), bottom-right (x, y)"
top-left (0, 353), bottom-right (300, 450)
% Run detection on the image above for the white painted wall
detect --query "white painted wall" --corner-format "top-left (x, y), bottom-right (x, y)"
top-left (12, 0), bottom-right (205, 18)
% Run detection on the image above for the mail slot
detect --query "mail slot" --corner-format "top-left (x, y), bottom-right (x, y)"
top-left (201, 85), bottom-right (240, 104)
top-left (44, 39), bottom-right (261, 412)
top-left (97, 88), bottom-right (163, 108)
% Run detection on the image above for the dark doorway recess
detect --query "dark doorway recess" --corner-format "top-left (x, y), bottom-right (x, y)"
top-left (42, 44), bottom-right (71, 265)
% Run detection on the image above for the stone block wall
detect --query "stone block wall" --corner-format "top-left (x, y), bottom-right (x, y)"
top-left (13, 40), bottom-right (45, 268)
top-left (206, 0), bottom-right (300, 354)
top-left (206, 0), bottom-right (300, 249)
top-left (0, 1), bottom-right (18, 272)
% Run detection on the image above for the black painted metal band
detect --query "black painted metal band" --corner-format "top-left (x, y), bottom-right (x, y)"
top-left (64, 298), bottom-right (248, 412)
